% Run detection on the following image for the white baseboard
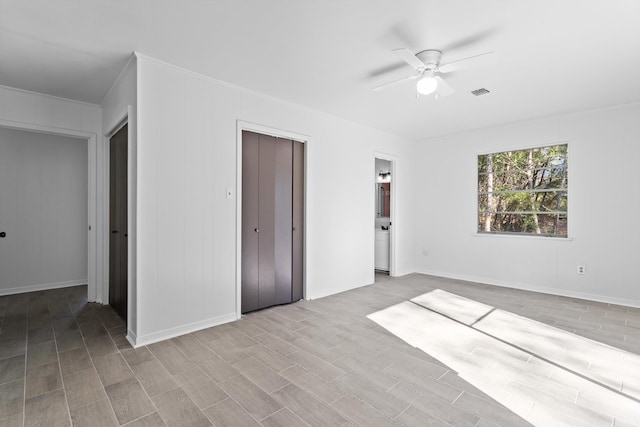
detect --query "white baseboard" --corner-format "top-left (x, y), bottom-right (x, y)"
top-left (126, 330), bottom-right (137, 348)
top-left (413, 268), bottom-right (640, 309)
top-left (306, 280), bottom-right (371, 300)
top-left (392, 268), bottom-right (416, 278)
top-left (0, 280), bottom-right (87, 296)
top-left (130, 312), bottom-right (238, 348)
top-left (308, 270), bottom-right (419, 300)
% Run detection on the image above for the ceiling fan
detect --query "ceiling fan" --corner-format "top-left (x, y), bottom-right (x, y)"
top-left (372, 48), bottom-right (493, 97)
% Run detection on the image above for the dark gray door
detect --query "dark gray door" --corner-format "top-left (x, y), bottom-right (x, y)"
top-left (109, 124), bottom-right (128, 321)
top-left (242, 131), bottom-right (303, 313)
top-left (292, 141), bottom-right (304, 301)
top-left (272, 137), bottom-right (293, 305)
top-left (241, 131), bottom-right (260, 313)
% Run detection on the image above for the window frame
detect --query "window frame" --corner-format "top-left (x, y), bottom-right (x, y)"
top-left (476, 142), bottom-right (569, 238)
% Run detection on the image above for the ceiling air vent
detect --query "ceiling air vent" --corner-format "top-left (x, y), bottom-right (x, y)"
top-left (471, 88), bottom-right (490, 96)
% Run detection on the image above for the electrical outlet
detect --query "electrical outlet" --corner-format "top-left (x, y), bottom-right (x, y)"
top-left (577, 265), bottom-right (585, 275)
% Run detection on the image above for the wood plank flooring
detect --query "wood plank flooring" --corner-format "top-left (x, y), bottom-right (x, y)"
top-left (1, 273), bottom-right (639, 426)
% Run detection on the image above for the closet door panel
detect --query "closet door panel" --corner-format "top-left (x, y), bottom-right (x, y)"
top-left (241, 131), bottom-right (260, 313)
top-left (109, 139), bottom-right (118, 309)
top-left (258, 135), bottom-right (277, 309)
top-left (292, 141), bottom-right (304, 302)
top-left (109, 124), bottom-right (128, 321)
top-left (116, 129), bottom-right (128, 321)
top-left (274, 139), bottom-right (293, 305)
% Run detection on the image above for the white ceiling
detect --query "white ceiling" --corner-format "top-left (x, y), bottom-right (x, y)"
top-left (1, 0), bottom-right (639, 140)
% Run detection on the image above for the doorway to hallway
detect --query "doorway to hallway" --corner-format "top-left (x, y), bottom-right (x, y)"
top-left (374, 156), bottom-right (394, 275)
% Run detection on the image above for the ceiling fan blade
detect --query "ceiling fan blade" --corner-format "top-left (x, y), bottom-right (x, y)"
top-left (372, 73), bottom-right (420, 92)
top-left (392, 48), bottom-right (426, 70)
top-left (439, 51), bottom-right (494, 73)
top-left (434, 76), bottom-right (454, 97)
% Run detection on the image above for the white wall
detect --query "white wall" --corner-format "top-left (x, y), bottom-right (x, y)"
top-left (0, 85), bottom-right (101, 133)
top-left (133, 54), bottom-right (414, 345)
top-left (101, 56), bottom-right (138, 342)
top-left (0, 85), bottom-right (102, 299)
top-left (413, 103), bottom-right (640, 306)
top-left (0, 128), bottom-right (88, 294)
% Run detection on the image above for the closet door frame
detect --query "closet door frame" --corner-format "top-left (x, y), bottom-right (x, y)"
top-left (236, 121), bottom-right (309, 319)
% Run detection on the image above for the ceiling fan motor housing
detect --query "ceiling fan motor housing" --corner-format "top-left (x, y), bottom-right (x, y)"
top-left (416, 49), bottom-right (443, 70)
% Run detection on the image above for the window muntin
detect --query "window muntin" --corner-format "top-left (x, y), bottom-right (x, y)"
top-left (478, 144), bottom-right (568, 237)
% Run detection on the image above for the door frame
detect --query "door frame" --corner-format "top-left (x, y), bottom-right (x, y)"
top-left (373, 152), bottom-right (397, 276)
top-left (235, 120), bottom-right (309, 319)
top-left (0, 119), bottom-right (100, 300)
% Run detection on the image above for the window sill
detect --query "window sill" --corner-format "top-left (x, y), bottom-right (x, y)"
top-left (474, 232), bottom-right (573, 241)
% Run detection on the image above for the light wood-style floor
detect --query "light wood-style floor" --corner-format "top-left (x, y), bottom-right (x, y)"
top-left (1, 273), bottom-right (639, 426)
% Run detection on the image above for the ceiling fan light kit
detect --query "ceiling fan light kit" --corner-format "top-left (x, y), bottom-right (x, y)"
top-left (372, 47), bottom-right (493, 99)
top-left (416, 75), bottom-right (438, 95)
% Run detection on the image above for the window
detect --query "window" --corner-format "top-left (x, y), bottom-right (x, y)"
top-left (478, 144), bottom-right (568, 237)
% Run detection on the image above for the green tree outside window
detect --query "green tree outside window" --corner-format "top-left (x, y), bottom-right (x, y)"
top-left (478, 144), bottom-right (568, 237)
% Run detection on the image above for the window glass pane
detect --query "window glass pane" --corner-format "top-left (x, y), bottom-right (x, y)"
top-left (479, 192), bottom-right (567, 213)
top-left (478, 213), bottom-right (567, 236)
top-left (477, 144), bottom-right (568, 237)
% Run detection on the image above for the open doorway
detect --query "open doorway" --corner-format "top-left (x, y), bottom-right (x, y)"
top-left (374, 157), bottom-right (393, 275)
top-left (0, 123), bottom-right (98, 300)
top-left (0, 127), bottom-right (88, 294)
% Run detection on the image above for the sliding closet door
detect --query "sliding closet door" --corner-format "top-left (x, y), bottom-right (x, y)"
top-left (256, 135), bottom-right (277, 308)
top-left (292, 141), bottom-right (304, 301)
top-left (241, 132), bottom-right (260, 313)
top-left (242, 131), bottom-right (303, 313)
top-left (272, 139), bottom-right (293, 305)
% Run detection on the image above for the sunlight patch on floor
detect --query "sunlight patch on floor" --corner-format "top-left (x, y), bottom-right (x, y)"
top-left (368, 290), bottom-right (640, 427)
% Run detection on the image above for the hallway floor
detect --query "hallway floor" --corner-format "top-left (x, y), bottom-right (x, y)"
top-left (1, 274), bottom-right (639, 426)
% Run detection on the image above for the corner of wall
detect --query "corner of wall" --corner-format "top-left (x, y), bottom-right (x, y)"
top-left (130, 312), bottom-right (237, 348)
top-left (100, 52), bottom-right (139, 339)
